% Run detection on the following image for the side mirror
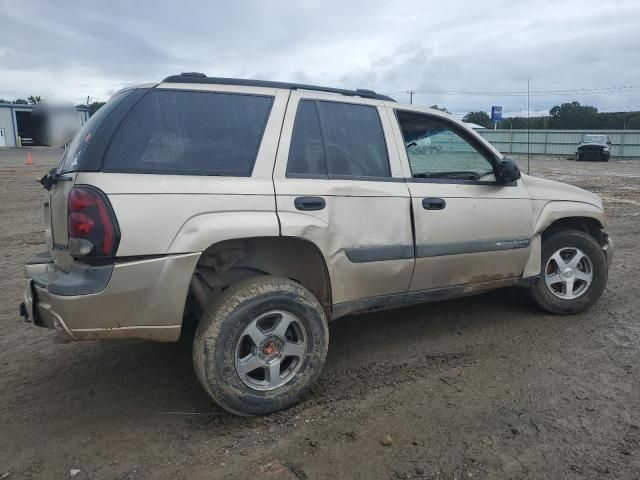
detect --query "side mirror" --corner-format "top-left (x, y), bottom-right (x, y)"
top-left (498, 157), bottom-right (521, 183)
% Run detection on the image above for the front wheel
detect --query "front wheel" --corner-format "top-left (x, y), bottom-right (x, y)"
top-left (531, 230), bottom-right (608, 314)
top-left (193, 276), bottom-right (329, 416)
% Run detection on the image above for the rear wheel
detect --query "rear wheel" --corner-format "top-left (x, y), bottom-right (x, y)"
top-left (531, 230), bottom-right (607, 314)
top-left (193, 276), bottom-right (329, 416)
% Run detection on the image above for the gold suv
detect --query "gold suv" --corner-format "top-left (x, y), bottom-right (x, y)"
top-left (20, 73), bottom-right (613, 416)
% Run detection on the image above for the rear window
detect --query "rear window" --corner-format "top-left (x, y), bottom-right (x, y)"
top-left (102, 90), bottom-right (273, 176)
top-left (58, 90), bottom-right (132, 173)
top-left (287, 100), bottom-right (390, 179)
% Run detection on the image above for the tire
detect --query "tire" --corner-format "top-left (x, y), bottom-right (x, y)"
top-left (193, 276), bottom-right (329, 416)
top-left (531, 229), bottom-right (608, 314)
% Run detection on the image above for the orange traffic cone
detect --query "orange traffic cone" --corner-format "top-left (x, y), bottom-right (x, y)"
top-left (26, 151), bottom-right (33, 166)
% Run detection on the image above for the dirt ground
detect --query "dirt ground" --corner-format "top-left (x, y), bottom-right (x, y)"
top-left (0, 148), bottom-right (639, 480)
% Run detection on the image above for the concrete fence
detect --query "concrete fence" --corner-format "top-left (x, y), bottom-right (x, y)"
top-left (477, 129), bottom-right (640, 157)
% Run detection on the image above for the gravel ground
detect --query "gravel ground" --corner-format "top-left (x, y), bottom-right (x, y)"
top-left (0, 149), bottom-right (638, 480)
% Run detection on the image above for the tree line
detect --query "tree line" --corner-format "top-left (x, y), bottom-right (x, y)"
top-left (463, 102), bottom-right (640, 130)
top-left (0, 96), bottom-right (42, 105)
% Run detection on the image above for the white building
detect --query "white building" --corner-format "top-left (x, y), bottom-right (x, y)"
top-left (0, 103), bottom-right (90, 147)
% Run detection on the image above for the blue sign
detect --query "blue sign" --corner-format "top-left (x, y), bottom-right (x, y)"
top-left (491, 106), bottom-right (502, 122)
top-left (491, 105), bottom-right (502, 122)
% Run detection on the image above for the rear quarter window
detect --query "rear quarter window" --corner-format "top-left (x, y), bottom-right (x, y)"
top-left (102, 90), bottom-right (274, 176)
top-left (58, 89), bottom-right (135, 173)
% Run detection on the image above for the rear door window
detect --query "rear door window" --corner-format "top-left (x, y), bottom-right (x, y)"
top-left (287, 100), bottom-right (390, 179)
top-left (102, 90), bottom-right (273, 176)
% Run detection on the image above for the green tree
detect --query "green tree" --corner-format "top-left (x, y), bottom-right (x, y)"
top-left (548, 101), bottom-right (599, 129)
top-left (88, 101), bottom-right (105, 116)
top-left (430, 104), bottom-right (450, 113)
top-left (27, 95), bottom-right (42, 105)
top-left (12, 99), bottom-right (28, 104)
top-left (599, 111), bottom-right (640, 129)
top-left (75, 101), bottom-right (105, 116)
top-left (463, 111), bottom-right (492, 128)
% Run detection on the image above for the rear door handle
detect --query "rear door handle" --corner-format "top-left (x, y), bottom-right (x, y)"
top-left (422, 197), bottom-right (446, 210)
top-left (294, 196), bottom-right (326, 211)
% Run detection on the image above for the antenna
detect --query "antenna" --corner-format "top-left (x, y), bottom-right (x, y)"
top-left (527, 79), bottom-right (530, 174)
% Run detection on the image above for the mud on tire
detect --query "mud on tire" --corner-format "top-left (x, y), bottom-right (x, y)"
top-left (193, 276), bottom-right (329, 416)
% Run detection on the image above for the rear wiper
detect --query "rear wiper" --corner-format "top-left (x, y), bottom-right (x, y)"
top-left (39, 168), bottom-right (73, 191)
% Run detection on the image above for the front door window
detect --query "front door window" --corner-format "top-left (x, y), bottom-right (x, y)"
top-left (397, 110), bottom-right (495, 181)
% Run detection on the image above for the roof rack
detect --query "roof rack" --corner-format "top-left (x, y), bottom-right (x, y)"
top-left (162, 73), bottom-right (395, 102)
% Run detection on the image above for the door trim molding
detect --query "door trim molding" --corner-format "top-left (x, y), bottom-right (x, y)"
top-left (345, 245), bottom-right (414, 263)
top-left (344, 237), bottom-right (531, 263)
top-left (416, 238), bottom-right (531, 258)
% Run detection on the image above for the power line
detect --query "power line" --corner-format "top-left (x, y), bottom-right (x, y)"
top-left (597, 104), bottom-right (640, 111)
top-left (385, 85), bottom-right (640, 97)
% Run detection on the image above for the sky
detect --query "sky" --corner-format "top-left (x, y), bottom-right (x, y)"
top-left (1, 0), bottom-right (639, 117)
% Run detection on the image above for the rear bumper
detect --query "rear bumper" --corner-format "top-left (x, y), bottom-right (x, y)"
top-left (21, 252), bottom-right (200, 342)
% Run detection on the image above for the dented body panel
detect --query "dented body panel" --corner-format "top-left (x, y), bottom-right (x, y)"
top-left (272, 91), bottom-right (414, 304)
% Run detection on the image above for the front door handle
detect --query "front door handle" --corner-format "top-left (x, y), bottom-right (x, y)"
top-left (422, 197), bottom-right (446, 210)
top-left (294, 196), bottom-right (326, 211)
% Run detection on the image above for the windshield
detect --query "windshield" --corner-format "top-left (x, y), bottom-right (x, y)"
top-left (582, 135), bottom-right (608, 144)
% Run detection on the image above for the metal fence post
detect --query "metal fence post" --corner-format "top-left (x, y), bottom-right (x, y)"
top-left (509, 129), bottom-right (513, 154)
top-left (543, 131), bottom-right (548, 155)
top-left (620, 130), bottom-right (625, 158)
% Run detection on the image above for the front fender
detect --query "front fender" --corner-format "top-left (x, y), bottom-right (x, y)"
top-left (522, 200), bottom-right (605, 277)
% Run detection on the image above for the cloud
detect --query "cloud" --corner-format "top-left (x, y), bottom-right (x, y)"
top-left (0, 0), bottom-right (638, 115)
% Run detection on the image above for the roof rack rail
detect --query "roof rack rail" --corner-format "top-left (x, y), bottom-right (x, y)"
top-left (161, 73), bottom-right (395, 102)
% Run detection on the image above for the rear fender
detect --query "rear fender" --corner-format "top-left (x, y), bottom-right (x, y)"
top-left (168, 211), bottom-right (280, 253)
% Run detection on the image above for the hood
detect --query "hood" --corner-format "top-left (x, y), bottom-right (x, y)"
top-left (578, 141), bottom-right (608, 148)
top-left (521, 174), bottom-right (603, 209)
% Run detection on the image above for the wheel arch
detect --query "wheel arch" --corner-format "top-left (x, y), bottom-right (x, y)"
top-left (523, 201), bottom-right (607, 277)
top-left (187, 236), bottom-right (332, 320)
top-left (541, 216), bottom-right (605, 242)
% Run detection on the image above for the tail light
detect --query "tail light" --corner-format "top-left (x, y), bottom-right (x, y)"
top-left (68, 185), bottom-right (120, 257)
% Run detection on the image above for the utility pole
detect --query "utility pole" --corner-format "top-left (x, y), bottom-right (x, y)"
top-left (527, 79), bottom-right (530, 175)
top-left (407, 90), bottom-right (415, 105)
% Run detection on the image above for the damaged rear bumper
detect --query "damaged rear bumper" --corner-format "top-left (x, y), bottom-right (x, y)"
top-left (20, 251), bottom-right (200, 342)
